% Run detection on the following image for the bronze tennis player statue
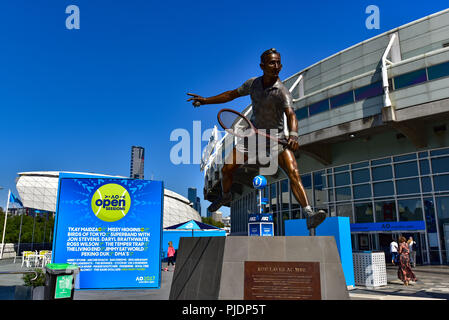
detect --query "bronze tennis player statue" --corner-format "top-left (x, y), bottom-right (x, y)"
top-left (187, 48), bottom-right (326, 234)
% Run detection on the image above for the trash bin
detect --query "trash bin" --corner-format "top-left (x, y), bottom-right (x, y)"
top-left (353, 251), bottom-right (387, 287)
top-left (44, 263), bottom-right (80, 300)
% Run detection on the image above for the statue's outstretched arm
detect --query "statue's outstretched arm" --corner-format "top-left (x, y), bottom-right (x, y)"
top-left (187, 89), bottom-right (240, 107)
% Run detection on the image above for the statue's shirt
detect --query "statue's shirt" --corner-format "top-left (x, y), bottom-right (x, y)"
top-left (237, 76), bottom-right (293, 139)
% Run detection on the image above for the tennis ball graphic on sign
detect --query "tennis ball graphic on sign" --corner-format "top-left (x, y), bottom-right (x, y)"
top-left (91, 183), bottom-right (131, 222)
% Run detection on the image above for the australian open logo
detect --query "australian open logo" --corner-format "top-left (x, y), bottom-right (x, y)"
top-left (91, 183), bottom-right (131, 222)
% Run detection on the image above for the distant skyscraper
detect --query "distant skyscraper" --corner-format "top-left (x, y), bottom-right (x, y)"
top-left (206, 208), bottom-right (212, 218)
top-left (196, 196), bottom-right (201, 216)
top-left (130, 146), bottom-right (145, 179)
top-left (187, 187), bottom-right (202, 215)
top-left (188, 188), bottom-right (196, 204)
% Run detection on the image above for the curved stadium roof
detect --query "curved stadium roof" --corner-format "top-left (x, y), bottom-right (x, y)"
top-left (15, 171), bottom-right (201, 228)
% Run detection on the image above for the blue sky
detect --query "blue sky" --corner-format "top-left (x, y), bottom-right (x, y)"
top-left (0, 1), bottom-right (448, 216)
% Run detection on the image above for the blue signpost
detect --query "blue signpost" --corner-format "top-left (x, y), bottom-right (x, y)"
top-left (248, 176), bottom-right (274, 236)
top-left (52, 173), bottom-right (163, 290)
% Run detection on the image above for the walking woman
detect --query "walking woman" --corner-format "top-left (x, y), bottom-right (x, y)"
top-left (397, 236), bottom-right (417, 286)
top-left (167, 241), bottom-right (176, 271)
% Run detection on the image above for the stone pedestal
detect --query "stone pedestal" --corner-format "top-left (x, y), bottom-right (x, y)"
top-left (169, 236), bottom-right (349, 300)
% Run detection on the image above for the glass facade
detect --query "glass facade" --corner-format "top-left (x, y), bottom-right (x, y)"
top-left (375, 200), bottom-right (396, 222)
top-left (230, 146), bottom-right (449, 264)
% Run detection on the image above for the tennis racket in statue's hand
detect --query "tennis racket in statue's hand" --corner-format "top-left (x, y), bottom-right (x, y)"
top-left (217, 108), bottom-right (288, 146)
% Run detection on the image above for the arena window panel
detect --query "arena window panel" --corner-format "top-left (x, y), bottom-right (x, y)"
top-left (330, 90), bottom-right (355, 109)
top-left (393, 68), bottom-right (427, 90)
top-left (308, 99), bottom-right (330, 116)
top-left (427, 61), bottom-right (449, 81)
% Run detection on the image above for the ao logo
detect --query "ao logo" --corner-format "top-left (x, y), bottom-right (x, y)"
top-left (252, 175), bottom-right (267, 190)
top-left (91, 183), bottom-right (131, 222)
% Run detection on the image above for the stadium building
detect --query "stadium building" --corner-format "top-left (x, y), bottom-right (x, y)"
top-left (15, 171), bottom-right (201, 228)
top-left (201, 9), bottom-right (449, 265)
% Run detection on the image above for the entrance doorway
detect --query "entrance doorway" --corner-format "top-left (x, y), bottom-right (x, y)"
top-left (377, 232), bottom-right (426, 265)
top-left (402, 232), bottom-right (426, 265)
top-left (378, 233), bottom-right (401, 264)
top-left (378, 233), bottom-right (394, 263)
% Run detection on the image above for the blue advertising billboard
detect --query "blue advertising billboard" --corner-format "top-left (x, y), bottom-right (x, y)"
top-left (248, 222), bottom-right (274, 236)
top-left (248, 223), bottom-right (260, 236)
top-left (52, 175), bottom-right (163, 290)
top-left (261, 223), bottom-right (274, 236)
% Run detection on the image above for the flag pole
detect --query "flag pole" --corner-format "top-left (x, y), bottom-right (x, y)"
top-left (31, 211), bottom-right (36, 252)
top-left (0, 190), bottom-right (11, 259)
top-left (14, 212), bottom-right (24, 264)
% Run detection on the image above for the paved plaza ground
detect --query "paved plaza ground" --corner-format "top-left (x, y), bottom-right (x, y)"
top-left (1, 258), bottom-right (449, 300)
top-left (349, 264), bottom-right (449, 300)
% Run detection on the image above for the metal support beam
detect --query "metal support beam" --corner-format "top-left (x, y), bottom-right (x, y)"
top-left (382, 33), bottom-right (399, 109)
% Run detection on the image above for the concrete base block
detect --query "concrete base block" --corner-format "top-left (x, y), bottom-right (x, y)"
top-left (169, 236), bottom-right (349, 300)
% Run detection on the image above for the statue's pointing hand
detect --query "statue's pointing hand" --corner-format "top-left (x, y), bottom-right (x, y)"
top-left (187, 93), bottom-right (205, 107)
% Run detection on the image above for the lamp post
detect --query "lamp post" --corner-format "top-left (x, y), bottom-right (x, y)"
top-left (0, 189), bottom-right (10, 259)
top-left (252, 176), bottom-right (267, 214)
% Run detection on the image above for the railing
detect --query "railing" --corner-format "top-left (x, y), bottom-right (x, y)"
top-left (0, 271), bottom-right (39, 281)
top-left (13, 243), bottom-right (52, 254)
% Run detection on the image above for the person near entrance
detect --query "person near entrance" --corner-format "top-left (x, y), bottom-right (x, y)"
top-left (408, 236), bottom-right (417, 268)
top-left (397, 236), bottom-right (417, 286)
top-left (390, 238), bottom-right (398, 265)
top-left (187, 48), bottom-right (326, 234)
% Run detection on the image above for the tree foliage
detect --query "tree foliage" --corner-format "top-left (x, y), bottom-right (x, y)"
top-left (23, 268), bottom-right (46, 287)
top-left (0, 213), bottom-right (54, 243)
top-left (201, 216), bottom-right (224, 228)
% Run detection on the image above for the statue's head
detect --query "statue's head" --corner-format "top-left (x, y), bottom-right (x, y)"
top-left (260, 48), bottom-right (282, 77)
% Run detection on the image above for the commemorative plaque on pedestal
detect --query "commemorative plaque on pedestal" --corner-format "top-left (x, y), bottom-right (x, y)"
top-left (169, 236), bottom-right (349, 300)
top-left (244, 261), bottom-right (321, 300)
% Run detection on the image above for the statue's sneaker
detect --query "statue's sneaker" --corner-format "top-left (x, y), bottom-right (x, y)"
top-left (207, 192), bottom-right (232, 213)
top-left (306, 209), bottom-right (327, 230)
